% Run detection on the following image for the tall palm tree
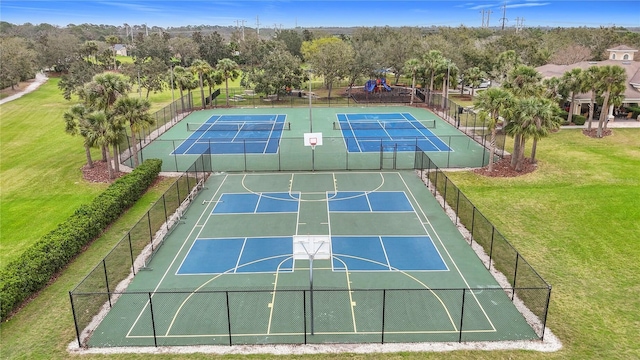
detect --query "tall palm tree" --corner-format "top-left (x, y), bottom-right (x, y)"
top-left (473, 88), bottom-right (513, 171)
top-left (173, 66), bottom-right (196, 112)
top-left (90, 72), bottom-right (131, 112)
top-left (582, 66), bottom-right (601, 131)
top-left (528, 98), bottom-right (563, 163)
top-left (502, 65), bottom-right (543, 168)
top-left (216, 58), bottom-right (240, 106)
top-left (594, 65), bottom-right (627, 138)
top-left (85, 110), bottom-right (115, 179)
top-left (422, 50), bottom-right (445, 104)
top-left (113, 97), bottom-right (154, 167)
top-left (189, 59), bottom-right (213, 109)
top-left (63, 104), bottom-right (94, 168)
top-left (403, 58), bottom-right (421, 105)
top-left (561, 68), bottom-right (584, 125)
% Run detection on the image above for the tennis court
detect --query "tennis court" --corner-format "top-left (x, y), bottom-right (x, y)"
top-left (171, 114), bottom-right (289, 155)
top-left (335, 112), bottom-right (451, 152)
top-left (134, 106), bottom-right (492, 171)
top-left (87, 171), bottom-right (538, 346)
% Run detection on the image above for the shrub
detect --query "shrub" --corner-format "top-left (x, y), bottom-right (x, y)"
top-left (0, 159), bottom-right (162, 321)
top-left (572, 114), bottom-right (586, 126)
top-left (627, 106), bottom-right (640, 118)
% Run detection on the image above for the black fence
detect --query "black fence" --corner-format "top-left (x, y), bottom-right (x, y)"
top-left (70, 150), bottom-right (551, 348)
top-left (415, 149), bottom-right (551, 339)
top-left (69, 154), bottom-right (211, 347)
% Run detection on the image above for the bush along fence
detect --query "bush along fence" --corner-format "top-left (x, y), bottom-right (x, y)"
top-left (415, 149), bottom-right (552, 339)
top-left (0, 159), bottom-right (163, 321)
top-left (69, 154), bottom-right (211, 347)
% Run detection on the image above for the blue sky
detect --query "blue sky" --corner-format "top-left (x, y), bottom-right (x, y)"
top-left (1, 1), bottom-right (638, 29)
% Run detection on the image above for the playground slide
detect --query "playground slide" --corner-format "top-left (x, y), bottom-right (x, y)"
top-left (365, 80), bottom-right (376, 92)
top-left (382, 82), bottom-right (392, 91)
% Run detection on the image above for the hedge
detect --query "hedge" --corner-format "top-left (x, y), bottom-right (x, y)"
top-left (0, 159), bottom-right (162, 321)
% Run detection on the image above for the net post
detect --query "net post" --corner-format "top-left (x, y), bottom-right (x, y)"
top-left (226, 291), bottom-right (233, 346)
top-left (458, 288), bottom-right (466, 343)
top-left (381, 289), bottom-right (386, 344)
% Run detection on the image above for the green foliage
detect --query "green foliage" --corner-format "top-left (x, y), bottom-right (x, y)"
top-left (0, 159), bottom-right (161, 321)
top-left (627, 106), bottom-right (640, 118)
top-left (572, 114), bottom-right (586, 125)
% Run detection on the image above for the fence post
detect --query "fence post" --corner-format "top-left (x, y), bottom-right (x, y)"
top-left (162, 195), bottom-right (169, 232)
top-left (303, 290), bottom-right (307, 344)
top-left (225, 291), bottom-right (233, 346)
top-left (381, 289), bottom-right (387, 344)
top-left (488, 227), bottom-right (495, 270)
top-left (541, 286), bottom-right (552, 340)
top-left (455, 188), bottom-right (460, 226)
top-left (443, 177), bottom-right (448, 208)
top-left (147, 211), bottom-right (153, 251)
top-left (69, 292), bottom-right (82, 348)
top-left (458, 288), bottom-right (466, 343)
top-left (470, 208), bottom-right (476, 247)
top-left (148, 292), bottom-right (158, 347)
top-left (102, 259), bottom-right (112, 307)
top-left (173, 140), bottom-right (179, 171)
top-left (511, 254), bottom-right (520, 301)
top-left (128, 233), bottom-right (135, 275)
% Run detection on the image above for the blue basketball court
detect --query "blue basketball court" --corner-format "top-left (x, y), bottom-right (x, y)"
top-left (171, 114), bottom-right (287, 155)
top-left (337, 112), bottom-right (452, 152)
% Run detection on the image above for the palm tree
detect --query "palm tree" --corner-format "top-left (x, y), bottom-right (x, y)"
top-left (473, 88), bottom-right (513, 171)
top-left (173, 66), bottom-right (195, 112)
top-left (113, 97), bottom-right (154, 167)
top-left (505, 97), bottom-right (562, 170)
top-left (561, 68), bottom-right (583, 125)
top-left (594, 65), bottom-right (627, 138)
top-left (189, 59), bottom-right (213, 109)
top-left (582, 66), bottom-right (601, 131)
top-left (491, 50), bottom-right (521, 86)
top-left (403, 58), bottom-right (421, 105)
top-left (464, 67), bottom-right (487, 97)
top-left (63, 104), bottom-right (94, 168)
top-left (216, 58), bottom-right (240, 106)
top-left (105, 35), bottom-right (120, 70)
top-left (422, 50), bottom-right (445, 104)
top-left (502, 65), bottom-right (543, 168)
top-left (90, 72), bottom-right (131, 112)
top-left (85, 111), bottom-right (115, 179)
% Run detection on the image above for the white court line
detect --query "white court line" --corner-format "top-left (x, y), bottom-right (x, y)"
top-left (266, 256), bottom-right (295, 334)
top-left (235, 238), bottom-right (248, 273)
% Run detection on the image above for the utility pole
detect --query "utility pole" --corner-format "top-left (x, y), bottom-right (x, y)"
top-left (256, 15), bottom-right (261, 36)
top-left (515, 17), bottom-right (525, 32)
top-left (480, 10), bottom-right (486, 27)
top-left (486, 10), bottom-right (493, 28)
top-left (500, 3), bottom-right (508, 30)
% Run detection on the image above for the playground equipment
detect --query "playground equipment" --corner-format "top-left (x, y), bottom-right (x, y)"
top-left (365, 78), bottom-right (392, 93)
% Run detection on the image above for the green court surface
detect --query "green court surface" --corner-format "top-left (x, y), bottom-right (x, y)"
top-left (132, 107), bottom-right (491, 172)
top-left (85, 171), bottom-right (538, 346)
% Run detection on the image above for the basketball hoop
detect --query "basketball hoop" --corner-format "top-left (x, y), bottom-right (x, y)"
top-left (309, 137), bottom-right (317, 150)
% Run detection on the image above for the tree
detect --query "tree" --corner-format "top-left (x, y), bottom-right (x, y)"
top-left (216, 58), bottom-right (240, 106)
top-left (421, 50), bottom-right (445, 104)
top-left (189, 59), bottom-right (213, 109)
top-left (303, 38), bottom-right (353, 99)
top-left (490, 50), bottom-right (521, 87)
top-left (197, 32), bottom-right (231, 67)
top-left (35, 29), bottom-right (82, 72)
top-left (63, 104), bottom-right (94, 168)
top-left (463, 66), bottom-right (487, 97)
top-left (473, 88), bottom-right (513, 171)
top-left (113, 97), bottom-right (154, 167)
top-left (560, 68), bottom-right (583, 125)
top-left (0, 37), bottom-right (37, 89)
top-left (594, 65), bottom-right (626, 137)
top-left (122, 57), bottom-right (168, 99)
top-left (168, 37), bottom-right (199, 67)
top-left (582, 66), bottom-right (601, 130)
top-left (549, 44), bottom-right (592, 65)
top-left (85, 110), bottom-right (117, 179)
top-left (504, 97), bottom-right (562, 170)
top-left (105, 35), bottom-right (120, 70)
top-left (502, 65), bottom-right (543, 168)
top-left (131, 33), bottom-right (172, 65)
top-left (403, 58), bottom-right (421, 105)
top-left (380, 27), bottom-right (422, 84)
top-left (247, 47), bottom-right (304, 100)
top-left (275, 29), bottom-right (303, 58)
top-left (173, 66), bottom-right (197, 111)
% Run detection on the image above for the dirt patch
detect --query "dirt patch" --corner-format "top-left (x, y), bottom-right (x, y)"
top-left (474, 156), bottom-right (536, 177)
top-left (82, 161), bottom-right (125, 183)
top-left (582, 128), bottom-right (612, 138)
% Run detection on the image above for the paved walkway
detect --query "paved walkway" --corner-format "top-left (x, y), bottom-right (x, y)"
top-left (0, 73), bottom-right (48, 105)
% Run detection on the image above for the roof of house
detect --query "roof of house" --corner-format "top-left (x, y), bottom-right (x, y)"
top-left (537, 46), bottom-right (640, 103)
top-left (114, 44), bottom-right (126, 51)
top-left (607, 45), bottom-right (638, 52)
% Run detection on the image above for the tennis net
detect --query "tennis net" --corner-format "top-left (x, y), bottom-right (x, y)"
top-left (187, 122), bottom-right (291, 132)
top-left (333, 120), bottom-right (436, 131)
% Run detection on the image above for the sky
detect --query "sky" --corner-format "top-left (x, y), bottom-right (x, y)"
top-left (1, 0), bottom-right (639, 29)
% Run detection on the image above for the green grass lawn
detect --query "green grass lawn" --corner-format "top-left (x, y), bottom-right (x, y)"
top-left (2, 77), bottom-right (639, 358)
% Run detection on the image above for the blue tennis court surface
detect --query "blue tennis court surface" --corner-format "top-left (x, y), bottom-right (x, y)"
top-left (172, 114), bottom-right (287, 155)
top-left (337, 113), bottom-right (451, 152)
top-left (328, 191), bottom-right (413, 212)
top-left (212, 192), bottom-right (300, 214)
top-left (176, 236), bottom-right (447, 275)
